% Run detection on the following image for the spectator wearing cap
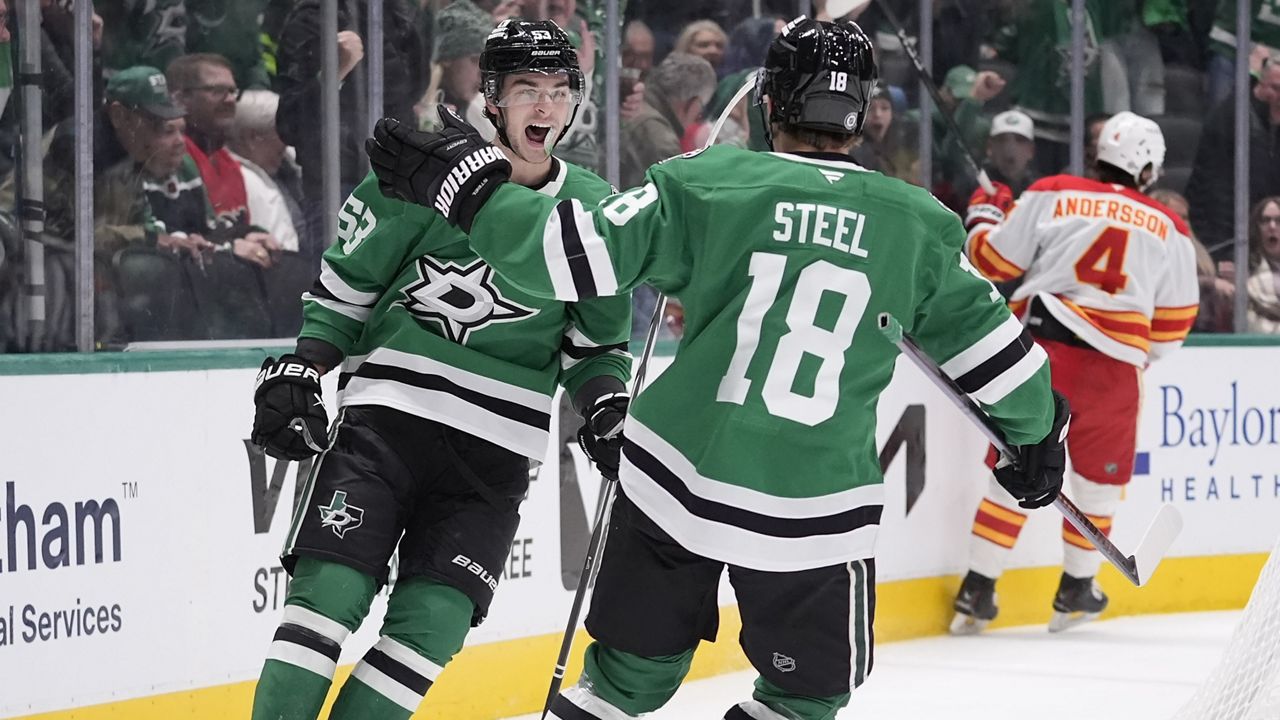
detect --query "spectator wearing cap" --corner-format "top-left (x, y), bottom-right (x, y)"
top-left (0, 63), bottom-right (202, 348)
top-left (850, 85), bottom-right (918, 184)
top-left (913, 64), bottom-right (1006, 208)
top-left (426, 0), bottom-right (493, 132)
top-left (985, 109), bottom-right (1039, 198)
top-left (94, 66), bottom-right (212, 261)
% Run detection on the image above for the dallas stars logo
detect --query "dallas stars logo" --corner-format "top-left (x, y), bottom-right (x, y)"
top-left (401, 257), bottom-right (536, 343)
top-left (317, 490), bottom-right (364, 538)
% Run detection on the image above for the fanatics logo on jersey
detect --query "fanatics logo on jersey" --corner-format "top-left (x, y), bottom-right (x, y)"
top-left (772, 652), bottom-right (796, 672)
top-left (317, 491), bottom-right (364, 538)
top-left (401, 257), bottom-right (537, 344)
top-left (819, 169), bottom-right (844, 184)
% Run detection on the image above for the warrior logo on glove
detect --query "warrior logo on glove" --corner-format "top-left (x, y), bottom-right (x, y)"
top-left (366, 112), bottom-right (513, 232)
top-left (434, 144), bottom-right (510, 217)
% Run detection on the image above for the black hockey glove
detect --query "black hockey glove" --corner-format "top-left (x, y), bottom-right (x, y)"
top-left (576, 392), bottom-right (630, 482)
top-left (994, 390), bottom-right (1070, 509)
top-left (364, 108), bottom-right (512, 232)
top-left (252, 354), bottom-right (330, 461)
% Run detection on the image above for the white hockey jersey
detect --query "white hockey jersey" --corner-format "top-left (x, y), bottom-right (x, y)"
top-left (967, 175), bottom-right (1199, 367)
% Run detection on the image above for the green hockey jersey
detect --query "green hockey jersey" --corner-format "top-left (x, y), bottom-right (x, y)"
top-left (464, 146), bottom-right (1054, 571)
top-left (299, 159), bottom-right (632, 460)
top-left (1209, 0), bottom-right (1280, 59)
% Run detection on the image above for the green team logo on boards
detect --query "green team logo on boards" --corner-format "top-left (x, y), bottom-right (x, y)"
top-left (401, 256), bottom-right (536, 344)
top-left (317, 491), bottom-right (364, 538)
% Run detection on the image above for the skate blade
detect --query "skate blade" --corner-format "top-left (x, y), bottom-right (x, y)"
top-left (950, 613), bottom-right (991, 635)
top-left (1048, 610), bottom-right (1101, 633)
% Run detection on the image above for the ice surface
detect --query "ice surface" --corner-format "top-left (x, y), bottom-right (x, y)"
top-left (506, 611), bottom-right (1240, 719)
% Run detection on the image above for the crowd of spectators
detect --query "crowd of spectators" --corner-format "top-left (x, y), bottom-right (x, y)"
top-left (0, 0), bottom-right (1278, 353)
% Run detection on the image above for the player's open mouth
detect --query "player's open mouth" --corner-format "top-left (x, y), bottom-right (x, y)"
top-left (525, 124), bottom-right (552, 146)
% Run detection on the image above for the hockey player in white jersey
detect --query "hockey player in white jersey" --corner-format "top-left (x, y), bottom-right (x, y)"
top-left (954, 111), bottom-right (1200, 633)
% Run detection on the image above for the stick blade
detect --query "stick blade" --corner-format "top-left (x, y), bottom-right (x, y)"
top-left (1132, 504), bottom-right (1184, 586)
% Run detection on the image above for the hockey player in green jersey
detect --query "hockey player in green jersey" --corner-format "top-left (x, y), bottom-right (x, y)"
top-left (368, 17), bottom-right (1069, 720)
top-left (247, 20), bottom-right (633, 720)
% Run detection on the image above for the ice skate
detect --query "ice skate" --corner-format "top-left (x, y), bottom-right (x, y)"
top-left (1049, 573), bottom-right (1108, 633)
top-left (950, 571), bottom-right (999, 635)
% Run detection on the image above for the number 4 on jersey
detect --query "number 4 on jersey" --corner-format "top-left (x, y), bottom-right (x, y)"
top-left (1074, 226), bottom-right (1130, 294)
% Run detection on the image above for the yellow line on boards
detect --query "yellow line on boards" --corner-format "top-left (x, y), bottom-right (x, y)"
top-left (12, 553), bottom-right (1267, 720)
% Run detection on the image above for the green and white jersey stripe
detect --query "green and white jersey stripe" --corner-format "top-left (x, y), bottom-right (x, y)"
top-left (619, 418), bottom-right (884, 571)
top-left (339, 347), bottom-right (557, 460)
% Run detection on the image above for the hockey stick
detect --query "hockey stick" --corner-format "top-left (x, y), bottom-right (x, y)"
top-left (540, 295), bottom-right (667, 717)
top-left (876, 313), bottom-right (1183, 587)
top-left (873, 0), bottom-right (997, 195)
top-left (538, 75), bottom-right (757, 718)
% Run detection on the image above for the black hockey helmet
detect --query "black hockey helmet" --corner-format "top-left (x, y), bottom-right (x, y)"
top-left (757, 17), bottom-right (877, 145)
top-left (480, 19), bottom-right (585, 147)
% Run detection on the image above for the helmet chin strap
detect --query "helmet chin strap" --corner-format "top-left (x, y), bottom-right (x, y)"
top-left (491, 106), bottom-right (513, 150)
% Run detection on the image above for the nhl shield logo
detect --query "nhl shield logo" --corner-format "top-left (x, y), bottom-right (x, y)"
top-left (772, 652), bottom-right (796, 673)
top-left (317, 491), bottom-right (364, 538)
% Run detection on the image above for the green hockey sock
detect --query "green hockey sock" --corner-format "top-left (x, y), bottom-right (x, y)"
top-left (329, 577), bottom-right (474, 719)
top-left (749, 675), bottom-right (850, 720)
top-left (578, 641), bottom-right (695, 716)
top-left (251, 557), bottom-right (377, 720)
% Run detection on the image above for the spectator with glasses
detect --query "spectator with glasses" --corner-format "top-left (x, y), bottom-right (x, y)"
top-left (167, 55), bottom-right (249, 225)
top-left (167, 53), bottom-right (281, 269)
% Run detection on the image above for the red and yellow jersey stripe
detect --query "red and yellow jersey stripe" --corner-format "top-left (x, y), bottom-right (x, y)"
top-left (1057, 297), bottom-right (1152, 354)
top-left (1150, 303), bottom-right (1198, 344)
top-left (1063, 513), bottom-right (1113, 551)
top-left (971, 498), bottom-right (1029, 549)
top-left (967, 228), bottom-right (1026, 283)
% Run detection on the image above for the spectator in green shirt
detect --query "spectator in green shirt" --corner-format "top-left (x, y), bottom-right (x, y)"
top-left (1206, 0), bottom-right (1280, 108)
top-left (989, 0), bottom-right (1105, 176)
